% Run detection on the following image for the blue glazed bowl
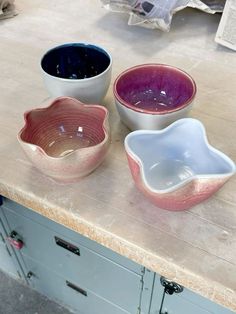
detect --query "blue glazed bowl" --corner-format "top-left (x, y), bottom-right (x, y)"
top-left (41, 43), bottom-right (112, 103)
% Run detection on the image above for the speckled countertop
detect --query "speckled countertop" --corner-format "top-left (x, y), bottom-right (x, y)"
top-left (0, 0), bottom-right (235, 311)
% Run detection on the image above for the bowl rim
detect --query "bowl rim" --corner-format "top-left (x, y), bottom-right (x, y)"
top-left (17, 96), bottom-right (110, 160)
top-left (40, 42), bottom-right (112, 82)
top-left (124, 118), bottom-right (236, 193)
top-left (114, 63), bottom-right (197, 115)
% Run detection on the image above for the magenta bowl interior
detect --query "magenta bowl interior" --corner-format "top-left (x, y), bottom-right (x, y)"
top-left (19, 98), bottom-right (108, 158)
top-left (114, 64), bottom-right (196, 114)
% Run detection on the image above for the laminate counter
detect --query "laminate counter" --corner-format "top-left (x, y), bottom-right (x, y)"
top-left (0, 0), bottom-right (235, 311)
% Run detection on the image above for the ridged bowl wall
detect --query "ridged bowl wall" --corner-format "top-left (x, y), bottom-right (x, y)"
top-left (18, 97), bottom-right (110, 183)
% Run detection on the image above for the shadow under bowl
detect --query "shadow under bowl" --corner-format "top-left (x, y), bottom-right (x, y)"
top-left (18, 97), bottom-right (110, 183)
top-left (125, 118), bottom-right (235, 210)
top-left (114, 64), bottom-right (196, 130)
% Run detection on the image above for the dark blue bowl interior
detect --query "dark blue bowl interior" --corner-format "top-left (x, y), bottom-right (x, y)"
top-left (41, 43), bottom-right (111, 80)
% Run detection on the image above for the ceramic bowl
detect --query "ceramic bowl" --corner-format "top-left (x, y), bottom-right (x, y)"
top-left (114, 64), bottom-right (196, 130)
top-left (125, 118), bottom-right (235, 211)
top-left (18, 97), bottom-right (110, 183)
top-left (41, 43), bottom-right (112, 103)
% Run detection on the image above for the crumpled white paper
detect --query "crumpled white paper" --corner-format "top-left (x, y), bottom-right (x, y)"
top-left (101, 0), bottom-right (225, 31)
top-left (0, 0), bottom-right (17, 20)
top-left (188, 0), bottom-right (225, 13)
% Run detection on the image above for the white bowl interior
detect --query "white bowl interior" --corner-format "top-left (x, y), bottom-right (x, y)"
top-left (126, 119), bottom-right (235, 191)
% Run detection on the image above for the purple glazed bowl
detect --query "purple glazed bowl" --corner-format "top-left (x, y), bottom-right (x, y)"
top-left (114, 64), bottom-right (196, 130)
top-left (18, 97), bottom-right (110, 183)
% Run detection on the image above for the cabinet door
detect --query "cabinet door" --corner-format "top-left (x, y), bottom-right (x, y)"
top-left (2, 204), bottom-right (142, 314)
top-left (150, 275), bottom-right (234, 314)
top-left (23, 255), bottom-right (131, 314)
top-left (0, 216), bottom-right (20, 278)
top-left (0, 242), bottom-right (18, 277)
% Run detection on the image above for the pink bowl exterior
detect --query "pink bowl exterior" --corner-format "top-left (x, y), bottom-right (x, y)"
top-left (18, 97), bottom-right (110, 183)
top-left (126, 153), bottom-right (232, 211)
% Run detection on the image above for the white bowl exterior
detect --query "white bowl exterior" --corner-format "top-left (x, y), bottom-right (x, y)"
top-left (42, 65), bottom-right (112, 104)
top-left (115, 99), bottom-right (193, 130)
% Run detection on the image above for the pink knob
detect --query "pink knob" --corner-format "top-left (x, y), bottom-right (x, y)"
top-left (7, 231), bottom-right (24, 250)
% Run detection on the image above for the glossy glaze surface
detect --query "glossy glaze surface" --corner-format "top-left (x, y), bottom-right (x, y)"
top-left (41, 43), bottom-right (112, 103)
top-left (18, 97), bottom-right (110, 183)
top-left (41, 43), bottom-right (111, 80)
top-left (114, 64), bottom-right (196, 130)
top-left (125, 119), bottom-right (235, 210)
top-left (114, 64), bottom-right (196, 114)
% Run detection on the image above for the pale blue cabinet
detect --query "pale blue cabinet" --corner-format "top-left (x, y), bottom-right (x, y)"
top-left (0, 218), bottom-right (19, 278)
top-left (0, 196), bottom-right (235, 314)
top-left (0, 204), bottom-right (23, 279)
top-left (149, 274), bottom-right (235, 314)
top-left (0, 197), bottom-right (154, 314)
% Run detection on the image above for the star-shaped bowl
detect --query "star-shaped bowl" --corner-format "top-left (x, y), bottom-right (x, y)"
top-left (125, 118), bottom-right (235, 211)
top-left (18, 97), bottom-right (110, 183)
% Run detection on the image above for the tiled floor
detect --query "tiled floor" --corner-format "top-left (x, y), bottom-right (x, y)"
top-left (0, 270), bottom-right (72, 314)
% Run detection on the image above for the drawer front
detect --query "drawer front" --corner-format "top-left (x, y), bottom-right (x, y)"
top-left (2, 198), bottom-right (142, 275)
top-left (3, 206), bottom-right (142, 313)
top-left (24, 256), bottom-right (130, 314)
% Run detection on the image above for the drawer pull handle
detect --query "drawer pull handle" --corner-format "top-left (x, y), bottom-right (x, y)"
top-left (55, 236), bottom-right (80, 256)
top-left (66, 280), bottom-right (87, 297)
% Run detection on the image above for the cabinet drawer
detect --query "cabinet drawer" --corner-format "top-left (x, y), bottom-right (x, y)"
top-left (2, 198), bottom-right (142, 274)
top-left (3, 206), bottom-right (142, 313)
top-left (24, 256), bottom-right (130, 314)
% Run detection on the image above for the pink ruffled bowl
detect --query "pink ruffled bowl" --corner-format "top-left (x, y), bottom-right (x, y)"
top-left (18, 97), bottom-right (110, 183)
